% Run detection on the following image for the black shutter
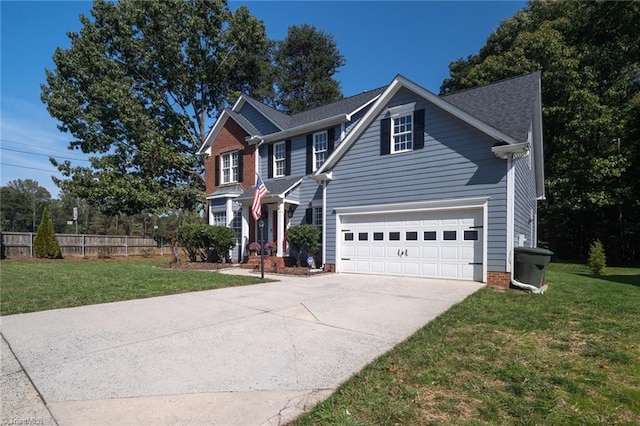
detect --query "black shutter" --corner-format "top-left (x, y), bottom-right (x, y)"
top-left (306, 134), bottom-right (313, 174)
top-left (380, 118), bottom-right (391, 155)
top-left (305, 208), bottom-right (313, 225)
top-left (267, 144), bottom-right (273, 178)
top-left (214, 155), bottom-right (220, 186)
top-left (327, 128), bottom-right (335, 155)
top-left (237, 150), bottom-right (244, 182)
top-left (285, 139), bottom-right (291, 176)
top-left (413, 109), bottom-right (425, 150)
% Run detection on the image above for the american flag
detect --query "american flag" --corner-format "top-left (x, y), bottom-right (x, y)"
top-left (251, 174), bottom-right (268, 220)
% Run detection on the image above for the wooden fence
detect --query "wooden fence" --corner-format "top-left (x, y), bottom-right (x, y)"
top-left (0, 232), bottom-right (166, 258)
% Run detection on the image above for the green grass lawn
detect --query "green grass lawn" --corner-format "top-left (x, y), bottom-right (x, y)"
top-left (295, 263), bottom-right (640, 425)
top-left (0, 259), bottom-right (269, 315)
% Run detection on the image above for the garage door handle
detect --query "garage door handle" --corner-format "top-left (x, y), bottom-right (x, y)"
top-left (404, 249), bottom-right (408, 257)
top-left (397, 249), bottom-right (402, 257)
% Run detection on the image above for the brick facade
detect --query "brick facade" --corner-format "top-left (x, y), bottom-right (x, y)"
top-left (204, 118), bottom-right (256, 195)
top-left (487, 271), bottom-right (511, 288)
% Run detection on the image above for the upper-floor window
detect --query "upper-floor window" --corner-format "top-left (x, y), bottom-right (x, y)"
top-left (380, 103), bottom-right (424, 156)
top-left (313, 131), bottom-right (328, 170)
top-left (221, 151), bottom-right (239, 184)
top-left (392, 114), bottom-right (413, 153)
top-left (273, 141), bottom-right (286, 177)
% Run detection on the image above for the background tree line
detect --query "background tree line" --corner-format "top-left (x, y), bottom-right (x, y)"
top-left (0, 179), bottom-right (187, 239)
top-left (441, 0), bottom-right (639, 265)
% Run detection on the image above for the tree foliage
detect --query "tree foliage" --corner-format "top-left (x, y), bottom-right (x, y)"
top-left (33, 207), bottom-right (63, 259)
top-left (274, 24), bottom-right (346, 114)
top-left (42, 0), bottom-right (271, 216)
top-left (0, 179), bottom-right (51, 232)
top-left (286, 224), bottom-right (321, 266)
top-left (440, 1), bottom-right (640, 264)
top-left (176, 222), bottom-right (235, 262)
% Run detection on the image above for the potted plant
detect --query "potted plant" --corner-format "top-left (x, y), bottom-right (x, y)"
top-left (265, 241), bottom-right (277, 256)
top-left (247, 242), bottom-right (261, 256)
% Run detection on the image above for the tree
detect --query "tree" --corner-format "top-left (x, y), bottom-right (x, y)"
top-left (274, 24), bottom-right (345, 114)
top-left (42, 0), bottom-right (272, 216)
top-left (0, 180), bottom-right (51, 232)
top-left (440, 1), bottom-right (640, 264)
top-left (286, 224), bottom-right (321, 266)
top-left (33, 207), bottom-right (63, 259)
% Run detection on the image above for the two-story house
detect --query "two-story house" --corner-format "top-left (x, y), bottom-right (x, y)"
top-left (197, 72), bottom-right (544, 287)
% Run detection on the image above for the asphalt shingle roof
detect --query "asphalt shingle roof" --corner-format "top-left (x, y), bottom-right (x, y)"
top-left (236, 175), bottom-right (304, 202)
top-left (242, 86), bottom-right (387, 133)
top-left (441, 71), bottom-right (540, 142)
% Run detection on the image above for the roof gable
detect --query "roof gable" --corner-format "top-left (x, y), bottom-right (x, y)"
top-left (316, 74), bottom-right (531, 174)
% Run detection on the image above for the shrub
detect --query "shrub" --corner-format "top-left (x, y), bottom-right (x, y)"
top-left (588, 240), bottom-right (606, 275)
top-left (177, 223), bottom-right (236, 262)
top-left (33, 207), bottom-right (63, 259)
top-left (203, 225), bottom-right (236, 263)
top-left (286, 224), bottom-right (320, 266)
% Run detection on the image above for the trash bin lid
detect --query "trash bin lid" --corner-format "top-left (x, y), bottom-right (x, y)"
top-left (514, 246), bottom-right (554, 256)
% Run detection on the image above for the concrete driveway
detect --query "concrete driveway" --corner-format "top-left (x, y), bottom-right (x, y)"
top-left (1, 269), bottom-right (483, 425)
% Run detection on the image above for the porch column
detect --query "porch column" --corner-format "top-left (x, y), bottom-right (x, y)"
top-left (225, 199), bottom-right (234, 259)
top-left (276, 200), bottom-right (285, 257)
top-left (241, 204), bottom-right (250, 260)
top-left (322, 181), bottom-right (327, 268)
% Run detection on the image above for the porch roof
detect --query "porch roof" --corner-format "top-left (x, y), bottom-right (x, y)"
top-left (236, 175), bottom-right (304, 202)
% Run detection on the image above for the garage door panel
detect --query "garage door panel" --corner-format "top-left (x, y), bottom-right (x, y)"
top-left (356, 246), bottom-right (370, 257)
top-left (441, 246), bottom-right (459, 260)
top-left (440, 263), bottom-right (459, 278)
top-left (421, 246), bottom-right (438, 259)
top-left (371, 247), bottom-right (385, 258)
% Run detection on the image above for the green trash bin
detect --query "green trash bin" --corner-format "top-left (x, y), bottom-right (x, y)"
top-left (514, 247), bottom-right (554, 288)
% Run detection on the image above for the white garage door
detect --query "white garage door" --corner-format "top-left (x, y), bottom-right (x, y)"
top-left (340, 209), bottom-right (483, 281)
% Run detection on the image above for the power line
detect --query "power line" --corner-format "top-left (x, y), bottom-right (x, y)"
top-left (0, 138), bottom-right (88, 156)
top-left (0, 162), bottom-right (62, 174)
top-left (0, 146), bottom-right (91, 162)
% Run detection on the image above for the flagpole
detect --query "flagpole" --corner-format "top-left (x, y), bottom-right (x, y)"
top-left (258, 217), bottom-right (264, 279)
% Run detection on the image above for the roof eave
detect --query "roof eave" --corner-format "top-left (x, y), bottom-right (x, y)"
top-left (260, 114), bottom-right (349, 144)
top-left (491, 142), bottom-right (530, 159)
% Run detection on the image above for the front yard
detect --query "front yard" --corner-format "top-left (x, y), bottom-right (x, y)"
top-left (295, 263), bottom-right (640, 425)
top-left (0, 259), bottom-right (269, 315)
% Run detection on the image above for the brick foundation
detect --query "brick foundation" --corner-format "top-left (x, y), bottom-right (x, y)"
top-left (323, 263), bottom-right (336, 272)
top-left (487, 271), bottom-right (511, 288)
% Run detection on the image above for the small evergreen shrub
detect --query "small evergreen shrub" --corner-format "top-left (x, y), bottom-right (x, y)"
top-left (587, 239), bottom-right (606, 275)
top-left (286, 224), bottom-right (320, 266)
top-left (33, 207), bottom-right (63, 259)
top-left (177, 223), bottom-right (236, 262)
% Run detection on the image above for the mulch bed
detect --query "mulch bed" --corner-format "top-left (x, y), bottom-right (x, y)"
top-left (156, 261), bottom-right (329, 277)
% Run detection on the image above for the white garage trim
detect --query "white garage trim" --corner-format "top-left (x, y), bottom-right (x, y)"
top-left (335, 197), bottom-right (489, 282)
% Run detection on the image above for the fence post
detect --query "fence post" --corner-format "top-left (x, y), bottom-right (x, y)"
top-left (30, 233), bottom-right (34, 257)
top-left (125, 235), bottom-right (128, 257)
top-left (82, 234), bottom-right (86, 257)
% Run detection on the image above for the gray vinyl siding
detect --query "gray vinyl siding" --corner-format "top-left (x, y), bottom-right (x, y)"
top-left (513, 136), bottom-right (537, 248)
top-left (239, 104), bottom-right (280, 135)
top-left (325, 88), bottom-right (509, 272)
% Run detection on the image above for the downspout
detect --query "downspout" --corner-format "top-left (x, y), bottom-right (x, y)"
top-left (322, 181), bottom-right (327, 268)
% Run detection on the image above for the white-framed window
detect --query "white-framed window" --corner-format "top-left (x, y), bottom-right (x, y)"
top-left (212, 211), bottom-right (226, 227)
top-left (313, 131), bottom-right (328, 171)
top-left (273, 142), bottom-right (286, 177)
top-left (313, 207), bottom-right (322, 231)
top-left (231, 211), bottom-right (242, 242)
top-left (221, 151), bottom-right (239, 184)
top-left (392, 114), bottom-right (413, 153)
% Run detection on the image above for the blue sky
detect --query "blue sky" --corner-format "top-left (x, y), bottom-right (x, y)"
top-left (0, 1), bottom-right (526, 198)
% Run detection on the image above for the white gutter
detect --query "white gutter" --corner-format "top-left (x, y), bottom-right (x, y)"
top-left (256, 114), bottom-right (348, 145)
top-left (492, 142), bottom-right (530, 159)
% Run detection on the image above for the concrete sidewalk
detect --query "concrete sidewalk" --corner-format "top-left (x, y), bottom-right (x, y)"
top-left (1, 270), bottom-right (483, 425)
